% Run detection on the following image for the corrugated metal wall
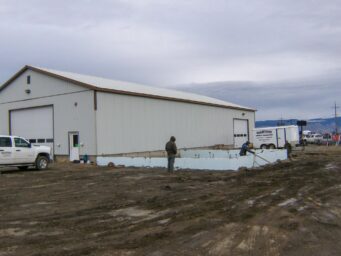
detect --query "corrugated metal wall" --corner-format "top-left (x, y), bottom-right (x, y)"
top-left (96, 92), bottom-right (255, 155)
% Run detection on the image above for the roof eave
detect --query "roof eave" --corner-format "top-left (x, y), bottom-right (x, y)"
top-left (1, 65), bottom-right (256, 112)
top-left (0, 65), bottom-right (29, 92)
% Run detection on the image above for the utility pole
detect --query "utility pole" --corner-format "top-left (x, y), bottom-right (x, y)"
top-left (277, 116), bottom-right (285, 126)
top-left (332, 102), bottom-right (339, 135)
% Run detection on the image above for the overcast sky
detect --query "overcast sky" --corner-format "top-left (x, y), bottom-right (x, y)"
top-left (0, 0), bottom-right (340, 120)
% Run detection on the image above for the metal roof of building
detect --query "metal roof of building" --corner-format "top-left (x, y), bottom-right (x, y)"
top-left (1, 65), bottom-right (255, 111)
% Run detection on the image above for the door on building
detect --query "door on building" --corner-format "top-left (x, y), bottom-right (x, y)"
top-left (233, 119), bottom-right (249, 148)
top-left (277, 128), bottom-right (286, 148)
top-left (69, 132), bottom-right (80, 161)
top-left (10, 106), bottom-right (54, 158)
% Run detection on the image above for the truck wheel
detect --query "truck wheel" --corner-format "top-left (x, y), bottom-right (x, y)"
top-left (36, 156), bottom-right (49, 170)
top-left (18, 166), bottom-right (28, 170)
top-left (268, 144), bottom-right (276, 149)
top-left (260, 144), bottom-right (267, 149)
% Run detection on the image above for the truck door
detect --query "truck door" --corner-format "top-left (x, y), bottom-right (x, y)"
top-left (277, 128), bottom-right (286, 148)
top-left (0, 137), bottom-right (14, 164)
top-left (13, 137), bottom-right (35, 163)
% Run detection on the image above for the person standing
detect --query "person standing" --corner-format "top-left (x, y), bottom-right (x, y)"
top-left (284, 140), bottom-right (292, 159)
top-left (239, 141), bottom-right (254, 156)
top-left (165, 136), bottom-right (177, 172)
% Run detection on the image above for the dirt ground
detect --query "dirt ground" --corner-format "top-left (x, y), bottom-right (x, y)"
top-left (1, 146), bottom-right (341, 256)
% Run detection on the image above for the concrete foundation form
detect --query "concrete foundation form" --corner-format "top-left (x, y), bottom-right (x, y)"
top-left (98, 144), bottom-right (234, 158)
top-left (55, 155), bottom-right (97, 163)
top-left (97, 149), bottom-right (287, 171)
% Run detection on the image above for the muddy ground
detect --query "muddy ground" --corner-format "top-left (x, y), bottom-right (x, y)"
top-left (1, 146), bottom-right (341, 256)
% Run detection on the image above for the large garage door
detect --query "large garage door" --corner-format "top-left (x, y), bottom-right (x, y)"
top-left (10, 106), bottom-right (54, 156)
top-left (234, 119), bottom-right (249, 148)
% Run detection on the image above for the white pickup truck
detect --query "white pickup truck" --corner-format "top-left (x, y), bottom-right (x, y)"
top-left (0, 135), bottom-right (51, 170)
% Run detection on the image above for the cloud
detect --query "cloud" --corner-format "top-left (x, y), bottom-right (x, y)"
top-left (176, 75), bottom-right (341, 120)
top-left (1, 0), bottom-right (341, 83)
top-left (0, 0), bottom-right (341, 119)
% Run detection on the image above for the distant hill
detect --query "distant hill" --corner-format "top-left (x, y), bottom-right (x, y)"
top-left (256, 117), bottom-right (341, 134)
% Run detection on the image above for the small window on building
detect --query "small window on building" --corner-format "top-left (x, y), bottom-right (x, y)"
top-left (73, 134), bottom-right (79, 147)
top-left (27, 75), bottom-right (31, 84)
top-left (29, 139), bottom-right (37, 143)
top-left (0, 137), bottom-right (12, 147)
top-left (37, 139), bottom-right (45, 143)
top-left (46, 138), bottom-right (54, 143)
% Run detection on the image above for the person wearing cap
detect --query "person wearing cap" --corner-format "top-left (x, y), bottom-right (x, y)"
top-left (165, 136), bottom-right (177, 172)
top-left (239, 141), bottom-right (255, 156)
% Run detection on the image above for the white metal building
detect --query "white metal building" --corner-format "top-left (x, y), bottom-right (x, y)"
top-left (0, 66), bottom-right (255, 160)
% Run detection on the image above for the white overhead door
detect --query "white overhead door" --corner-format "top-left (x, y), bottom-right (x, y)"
top-left (10, 106), bottom-right (54, 156)
top-left (234, 119), bottom-right (249, 148)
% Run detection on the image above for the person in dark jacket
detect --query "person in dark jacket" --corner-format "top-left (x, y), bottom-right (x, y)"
top-left (165, 136), bottom-right (177, 172)
top-left (239, 141), bottom-right (254, 156)
top-left (284, 140), bottom-right (292, 159)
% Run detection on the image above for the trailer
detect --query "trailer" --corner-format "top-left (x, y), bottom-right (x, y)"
top-left (252, 125), bottom-right (299, 149)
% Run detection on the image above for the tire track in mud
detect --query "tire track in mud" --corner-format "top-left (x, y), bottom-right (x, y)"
top-left (1, 148), bottom-right (341, 255)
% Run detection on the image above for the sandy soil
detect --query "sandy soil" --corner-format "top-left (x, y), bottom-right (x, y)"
top-left (1, 146), bottom-right (341, 256)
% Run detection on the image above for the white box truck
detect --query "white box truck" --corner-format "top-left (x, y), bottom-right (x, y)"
top-left (252, 125), bottom-right (299, 149)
